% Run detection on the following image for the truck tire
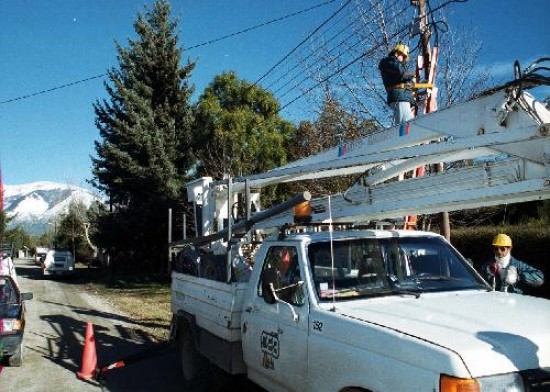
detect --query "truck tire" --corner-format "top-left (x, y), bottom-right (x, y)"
top-left (9, 343), bottom-right (23, 367)
top-left (178, 326), bottom-right (209, 388)
top-left (174, 246), bottom-right (200, 276)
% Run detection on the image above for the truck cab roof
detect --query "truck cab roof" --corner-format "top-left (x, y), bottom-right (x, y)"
top-left (265, 227), bottom-right (442, 243)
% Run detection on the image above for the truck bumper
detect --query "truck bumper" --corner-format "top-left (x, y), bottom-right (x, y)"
top-left (43, 268), bottom-right (75, 276)
top-left (0, 334), bottom-right (23, 357)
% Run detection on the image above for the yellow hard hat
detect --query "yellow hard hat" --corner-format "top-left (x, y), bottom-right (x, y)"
top-left (393, 43), bottom-right (409, 60)
top-left (492, 233), bottom-right (512, 247)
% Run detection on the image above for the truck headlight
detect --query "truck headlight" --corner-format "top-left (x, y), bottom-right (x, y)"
top-left (441, 373), bottom-right (524, 392)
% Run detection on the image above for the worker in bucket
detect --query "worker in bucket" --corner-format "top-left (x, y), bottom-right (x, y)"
top-left (378, 43), bottom-right (416, 125)
top-left (479, 233), bottom-right (544, 293)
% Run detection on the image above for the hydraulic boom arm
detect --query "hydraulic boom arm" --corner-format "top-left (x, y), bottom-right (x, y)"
top-left (187, 64), bottom-right (550, 236)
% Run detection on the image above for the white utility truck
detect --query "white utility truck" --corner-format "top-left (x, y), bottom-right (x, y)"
top-left (170, 64), bottom-right (550, 391)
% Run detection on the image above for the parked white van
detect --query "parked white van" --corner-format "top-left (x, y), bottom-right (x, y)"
top-left (42, 250), bottom-right (75, 277)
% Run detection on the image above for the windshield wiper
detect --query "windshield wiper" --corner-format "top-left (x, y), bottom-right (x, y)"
top-left (387, 274), bottom-right (421, 298)
top-left (390, 288), bottom-right (421, 298)
top-left (415, 275), bottom-right (453, 281)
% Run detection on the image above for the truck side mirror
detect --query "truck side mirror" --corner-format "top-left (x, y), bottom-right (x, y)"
top-left (261, 267), bottom-right (278, 304)
top-left (21, 292), bottom-right (33, 301)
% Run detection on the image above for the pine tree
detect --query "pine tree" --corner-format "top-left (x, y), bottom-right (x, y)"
top-left (91, 0), bottom-right (195, 273)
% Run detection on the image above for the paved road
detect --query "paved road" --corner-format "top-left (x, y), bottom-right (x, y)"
top-left (0, 258), bottom-right (186, 391)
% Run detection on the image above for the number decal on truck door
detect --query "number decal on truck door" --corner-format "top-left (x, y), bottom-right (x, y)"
top-left (261, 330), bottom-right (279, 369)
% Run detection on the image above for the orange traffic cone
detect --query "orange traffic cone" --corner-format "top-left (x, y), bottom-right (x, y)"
top-left (77, 322), bottom-right (98, 380)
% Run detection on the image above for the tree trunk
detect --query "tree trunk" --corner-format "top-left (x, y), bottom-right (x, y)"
top-left (82, 223), bottom-right (98, 258)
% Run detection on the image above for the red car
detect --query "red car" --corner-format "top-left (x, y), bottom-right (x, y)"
top-left (0, 275), bottom-right (33, 366)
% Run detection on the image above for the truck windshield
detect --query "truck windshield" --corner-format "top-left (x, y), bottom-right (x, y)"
top-left (308, 236), bottom-right (487, 301)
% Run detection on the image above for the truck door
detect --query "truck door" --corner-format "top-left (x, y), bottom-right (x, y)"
top-left (241, 245), bottom-right (309, 392)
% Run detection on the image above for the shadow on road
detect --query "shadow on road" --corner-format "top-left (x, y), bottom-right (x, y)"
top-left (15, 263), bottom-right (44, 280)
top-left (38, 313), bottom-right (184, 391)
top-left (15, 259), bottom-right (262, 391)
top-left (38, 312), bottom-right (262, 391)
top-left (39, 299), bottom-right (166, 332)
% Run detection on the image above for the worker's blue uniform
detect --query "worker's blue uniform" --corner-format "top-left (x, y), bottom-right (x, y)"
top-left (378, 55), bottom-right (415, 106)
top-left (479, 256), bottom-right (544, 294)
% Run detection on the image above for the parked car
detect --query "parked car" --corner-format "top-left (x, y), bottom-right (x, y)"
top-left (0, 275), bottom-right (33, 366)
top-left (0, 243), bottom-right (13, 259)
top-left (42, 249), bottom-right (75, 277)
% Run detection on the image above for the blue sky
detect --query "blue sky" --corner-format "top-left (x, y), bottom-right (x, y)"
top-left (1, 0), bottom-right (548, 190)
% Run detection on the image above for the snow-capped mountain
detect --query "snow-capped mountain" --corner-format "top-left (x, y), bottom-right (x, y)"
top-left (3, 181), bottom-right (104, 235)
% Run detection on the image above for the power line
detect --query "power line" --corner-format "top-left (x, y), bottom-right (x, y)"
top-left (186, 0), bottom-right (338, 51)
top-left (254, 0), bottom-right (353, 86)
top-left (273, 0), bottom-right (403, 102)
top-left (0, 74), bottom-right (106, 105)
top-left (261, 1), bottom-right (364, 91)
top-left (276, 0), bottom-right (465, 112)
top-left (278, 6), bottom-right (416, 111)
top-left (262, 0), bottom-right (404, 101)
top-left (271, 15), bottom-right (365, 97)
top-left (0, 0), bottom-right (337, 105)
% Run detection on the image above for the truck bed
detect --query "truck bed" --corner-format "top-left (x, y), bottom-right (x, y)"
top-left (171, 271), bottom-right (249, 342)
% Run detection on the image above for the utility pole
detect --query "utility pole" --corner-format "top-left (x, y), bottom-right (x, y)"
top-left (413, 0), bottom-right (450, 241)
top-left (417, 0), bottom-right (431, 80)
top-left (0, 164), bottom-right (4, 244)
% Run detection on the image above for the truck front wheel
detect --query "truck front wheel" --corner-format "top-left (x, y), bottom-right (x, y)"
top-left (178, 326), bottom-right (209, 387)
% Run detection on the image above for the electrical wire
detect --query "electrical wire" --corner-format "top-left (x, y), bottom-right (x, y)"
top-left (276, 0), bottom-right (468, 111)
top-left (186, 0), bottom-right (339, 51)
top-left (273, 0), bottom-right (404, 101)
top-left (1, 0), bottom-right (464, 107)
top-left (278, 5), bottom-right (412, 110)
top-left (261, 3), bottom-right (364, 92)
top-left (256, 0), bottom-right (404, 94)
top-left (267, 3), bottom-right (382, 95)
top-left (0, 0), bottom-right (338, 105)
top-left (254, 0), bottom-right (353, 86)
top-left (0, 74), bottom-right (106, 105)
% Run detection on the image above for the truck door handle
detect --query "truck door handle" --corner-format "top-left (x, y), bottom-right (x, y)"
top-left (245, 305), bottom-right (256, 313)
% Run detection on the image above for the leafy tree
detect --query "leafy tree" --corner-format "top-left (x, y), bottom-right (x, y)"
top-left (55, 200), bottom-right (97, 262)
top-left (0, 212), bottom-right (29, 256)
top-left (2, 226), bottom-right (30, 257)
top-left (0, 210), bottom-right (8, 243)
top-left (91, 0), bottom-right (195, 273)
top-left (193, 71), bottom-right (295, 181)
top-left (286, 94), bottom-right (379, 197)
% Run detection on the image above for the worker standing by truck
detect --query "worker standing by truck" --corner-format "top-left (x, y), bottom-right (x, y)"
top-left (480, 233), bottom-right (544, 293)
top-left (379, 43), bottom-right (416, 124)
